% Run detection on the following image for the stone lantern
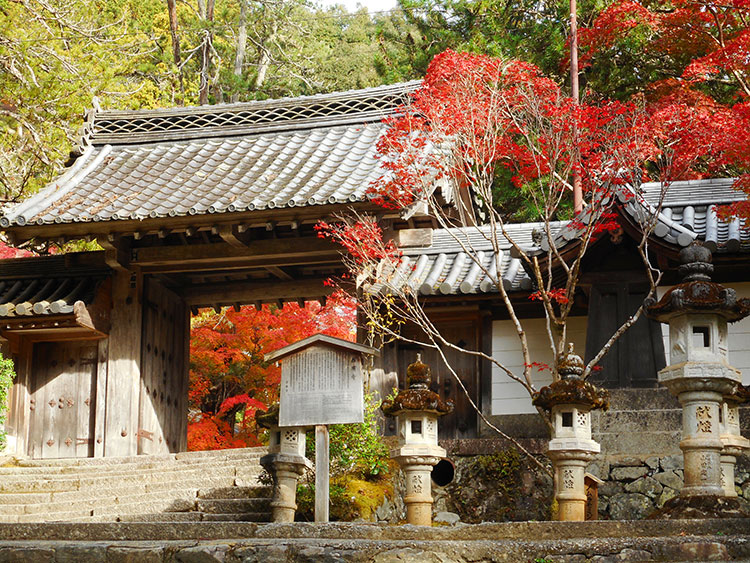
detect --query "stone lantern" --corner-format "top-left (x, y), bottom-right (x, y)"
top-left (381, 356), bottom-right (453, 526)
top-left (255, 404), bottom-right (312, 523)
top-left (720, 385), bottom-right (750, 497)
top-left (647, 243), bottom-right (750, 501)
top-left (533, 344), bottom-right (609, 521)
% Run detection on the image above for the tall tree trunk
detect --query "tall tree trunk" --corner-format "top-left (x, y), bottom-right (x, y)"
top-left (253, 21), bottom-right (277, 91)
top-left (231, 0), bottom-right (248, 103)
top-left (199, 0), bottom-right (215, 105)
top-left (166, 0), bottom-right (184, 105)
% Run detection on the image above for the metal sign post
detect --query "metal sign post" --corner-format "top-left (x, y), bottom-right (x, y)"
top-left (315, 425), bottom-right (330, 523)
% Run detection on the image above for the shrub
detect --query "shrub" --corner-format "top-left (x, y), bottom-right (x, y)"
top-left (0, 353), bottom-right (16, 451)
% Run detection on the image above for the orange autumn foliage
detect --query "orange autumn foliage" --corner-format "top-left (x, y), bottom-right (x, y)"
top-left (187, 292), bottom-right (356, 451)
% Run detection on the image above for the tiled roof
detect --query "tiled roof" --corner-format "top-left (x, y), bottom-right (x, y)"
top-left (0, 275), bottom-right (104, 317)
top-left (626, 178), bottom-right (749, 252)
top-left (368, 222), bottom-right (567, 296)
top-left (371, 178), bottom-right (749, 298)
top-left (1, 82), bottom-right (419, 229)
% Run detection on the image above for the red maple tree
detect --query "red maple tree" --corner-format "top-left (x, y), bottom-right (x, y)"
top-left (188, 292), bottom-right (356, 450)
top-left (580, 0), bottom-right (750, 218)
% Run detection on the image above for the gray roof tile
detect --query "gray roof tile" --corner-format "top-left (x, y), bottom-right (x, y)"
top-left (369, 222), bottom-right (566, 296)
top-left (629, 179), bottom-right (748, 252)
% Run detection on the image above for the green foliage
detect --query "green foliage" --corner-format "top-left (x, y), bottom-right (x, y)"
top-left (305, 391), bottom-right (390, 480)
top-left (0, 353), bottom-right (17, 451)
top-left (296, 391), bottom-right (392, 521)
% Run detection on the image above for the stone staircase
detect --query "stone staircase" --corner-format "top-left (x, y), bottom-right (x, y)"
top-left (0, 447), bottom-right (272, 523)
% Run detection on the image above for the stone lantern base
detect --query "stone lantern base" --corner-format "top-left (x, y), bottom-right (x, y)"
top-left (548, 449), bottom-right (597, 522)
top-left (394, 453), bottom-right (443, 526)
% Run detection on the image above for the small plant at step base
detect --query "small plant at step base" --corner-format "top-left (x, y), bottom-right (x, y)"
top-left (0, 353), bottom-right (16, 451)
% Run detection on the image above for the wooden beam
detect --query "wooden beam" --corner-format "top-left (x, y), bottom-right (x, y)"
top-left (131, 238), bottom-right (338, 270)
top-left (183, 278), bottom-right (333, 306)
top-left (265, 266), bottom-right (293, 280)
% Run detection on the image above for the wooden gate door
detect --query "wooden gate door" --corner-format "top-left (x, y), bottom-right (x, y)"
top-left (28, 342), bottom-right (98, 459)
top-left (397, 320), bottom-right (479, 439)
top-left (138, 280), bottom-right (189, 455)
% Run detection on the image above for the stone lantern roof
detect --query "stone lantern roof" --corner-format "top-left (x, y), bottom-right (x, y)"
top-left (381, 356), bottom-right (454, 416)
top-left (255, 403), bottom-right (280, 429)
top-left (532, 344), bottom-right (610, 412)
top-left (647, 243), bottom-right (750, 323)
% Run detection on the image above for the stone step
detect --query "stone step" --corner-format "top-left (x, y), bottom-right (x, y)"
top-left (9, 447), bottom-right (265, 468)
top-left (19, 488), bottom-right (200, 517)
top-left (0, 456), bottom-right (263, 477)
top-left (199, 512), bottom-right (271, 522)
top-left (197, 486), bottom-right (271, 499)
top-left (0, 465), bottom-right (261, 493)
top-left (116, 512), bottom-right (206, 523)
top-left (195, 498), bottom-right (270, 514)
top-left (0, 520), bottom-right (747, 562)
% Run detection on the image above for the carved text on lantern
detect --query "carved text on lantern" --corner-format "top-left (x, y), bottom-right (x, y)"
top-left (412, 474), bottom-right (423, 494)
top-left (696, 406), bottom-right (712, 433)
top-left (563, 468), bottom-right (575, 490)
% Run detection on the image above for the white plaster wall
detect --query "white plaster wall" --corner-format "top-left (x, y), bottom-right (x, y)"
top-left (491, 317), bottom-right (588, 415)
top-left (658, 281), bottom-right (750, 384)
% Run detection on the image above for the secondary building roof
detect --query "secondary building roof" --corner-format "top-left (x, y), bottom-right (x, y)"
top-left (370, 178), bottom-right (748, 297)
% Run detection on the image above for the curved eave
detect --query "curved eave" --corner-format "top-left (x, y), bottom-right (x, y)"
top-left (4, 200), bottom-right (383, 244)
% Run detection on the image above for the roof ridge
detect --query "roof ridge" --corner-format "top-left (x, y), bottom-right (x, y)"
top-left (84, 81), bottom-right (420, 148)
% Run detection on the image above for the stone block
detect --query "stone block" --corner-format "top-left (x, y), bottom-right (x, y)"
top-left (664, 541), bottom-right (729, 561)
top-left (653, 470), bottom-right (682, 491)
top-left (660, 454), bottom-right (683, 472)
top-left (624, 477), bottom-right (663, 498)
top-left (590, 548), bottom-right (652, 562)
top-left (107, 545), bottom-right (164, 563)
top-left (434, 512), bottom-right (460, 525)
top-left (595, 431), bottom-right (681, 458)
top-left (546, 555), bottom-right (586, 562)
top-left (230, 545), bottom-right (289, 563)
top-left (56, 544), bottom-right (108, 562)
top-left (610, 457), bottom-right (645, 468)
top-left (599, 481), bottom-right (624, 497)
top-left (656, 486), bottom-right (678, 508)
top-left (645, 457), bottom-right (660, 470)
top-left (608, 493), bottom-right (654, 520)
top-left (607, 388), bottom-right (679, 411)
top-left (0, 546), bottom-right (54, 563)
top-left (176, 545), bottom-right (229, 562)
top-left (610, 467), bottom-right (648, 481)
top-left (371, 548), bottom-right (451, 563)
top-left (587, 460), bottom-right (610, 480)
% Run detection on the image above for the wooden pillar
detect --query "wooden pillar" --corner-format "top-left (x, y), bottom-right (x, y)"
top-left (104, 270), bottom-right (142, 457)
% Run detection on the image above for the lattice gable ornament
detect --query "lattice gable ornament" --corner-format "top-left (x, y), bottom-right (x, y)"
top-left (79, 82), bottom-right (420, 148)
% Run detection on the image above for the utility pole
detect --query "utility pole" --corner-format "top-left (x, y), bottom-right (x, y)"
top-left (570, 0), bottom-right (583, 213)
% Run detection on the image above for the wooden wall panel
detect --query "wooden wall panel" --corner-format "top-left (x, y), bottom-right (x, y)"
top-left (395, 318), bottom-right (480, 440)
top-left (28, 342), bottom-right (96, 459)
top-left (5, 339), bottom-right (31, 456)
top-left (138, 278), bottom-right (188, 455)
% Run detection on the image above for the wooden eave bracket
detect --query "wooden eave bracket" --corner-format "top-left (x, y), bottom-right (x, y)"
top-left (99, 234), bottom-right (131, 272)
top-left (217, 224), bottom-right (251, 249)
